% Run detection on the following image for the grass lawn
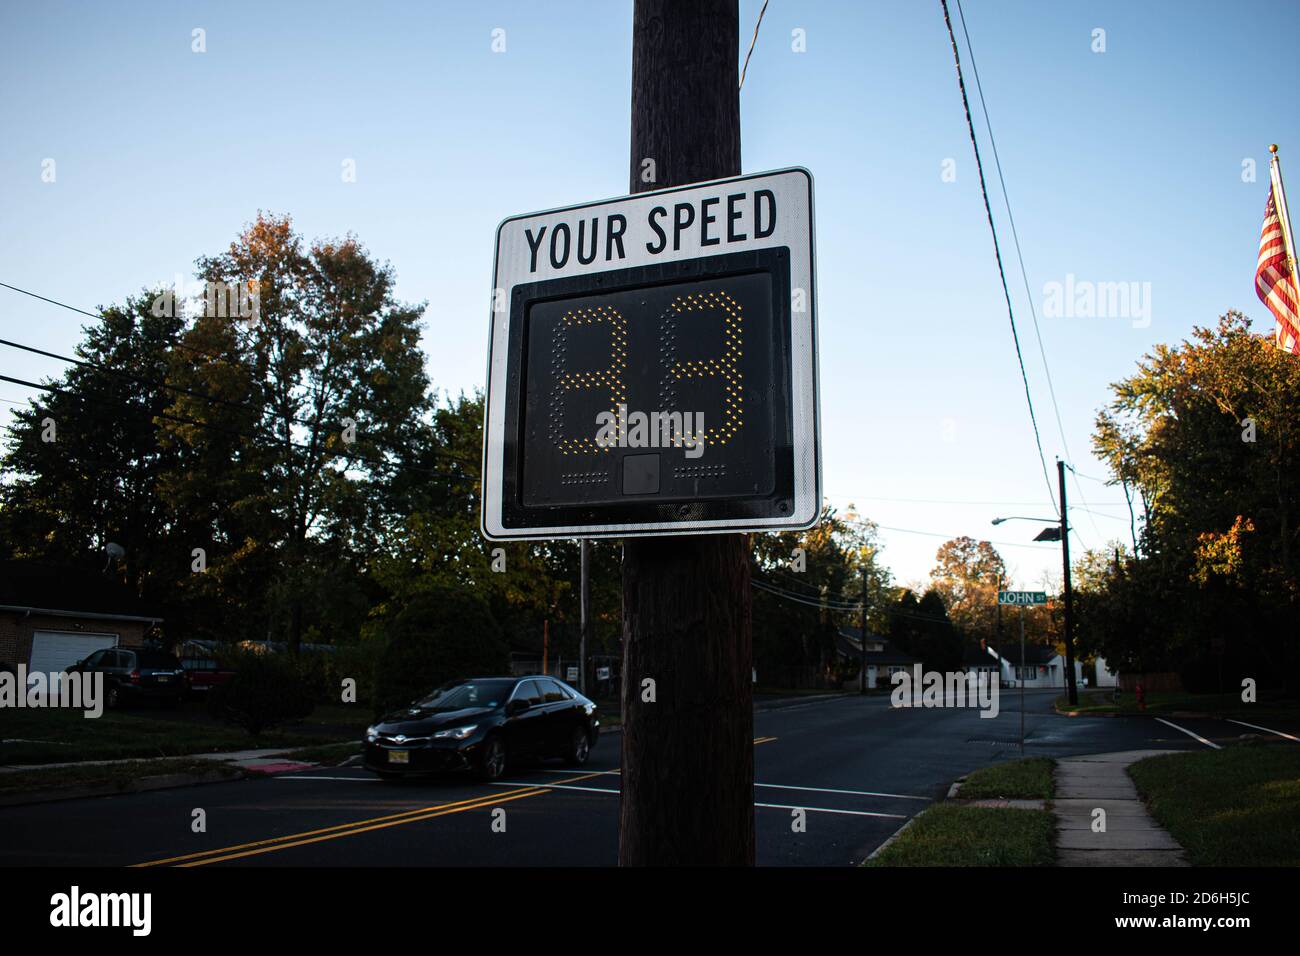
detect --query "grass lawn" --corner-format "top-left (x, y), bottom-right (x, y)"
top-left (865, 805), bottom-right (1056, 866)
top-left (958, 757), bottom-right (1055, 800)
top-left (1058, 688), bottom-right (1300, 719)
top-left (0, 705), bottom-right (353, 766)
top-left (0, 758), bottom-right (243, 798)
top-left (1128, 741), bottom-right (1300, 866)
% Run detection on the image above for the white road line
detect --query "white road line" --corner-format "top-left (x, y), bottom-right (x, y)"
top-left (536, 768), bottom-right (621, 776)
top-left (1155, 717), bottom-right (1222, 749)
top-left (755, 802), bottom-right (907, 819)
top-left (755, 782), bottom-right (930, 802)
top-left (492, 781), bottom-right (619, 794)
top-left (493, 781), bottom-right (908, 818)
top-left (1227, 718), bottom-right (1300, 742)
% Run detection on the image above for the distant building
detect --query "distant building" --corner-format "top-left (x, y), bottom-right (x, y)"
top-left (836, 627), bottom-right (920, 690)
top-left (0, 560), bottom-right (161, 674)
top-left (985, 642), bottom-right (1083, 689)
top-left (1094, 655), bottom-right (1120, 688)
top-left (961, 641), bottom-right (1000, 684)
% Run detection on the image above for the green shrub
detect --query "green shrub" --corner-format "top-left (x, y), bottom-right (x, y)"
top-left (209, 650), bottom-right (316, 736)
top-left (372, 586), bottom-right (509, 716)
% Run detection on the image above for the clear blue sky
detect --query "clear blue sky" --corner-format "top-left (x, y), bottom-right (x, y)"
top-left (2, 0), bottom-right (1296, 587)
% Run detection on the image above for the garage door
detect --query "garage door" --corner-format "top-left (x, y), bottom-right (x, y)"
top-left (29, 631), bottom-right (119, 673)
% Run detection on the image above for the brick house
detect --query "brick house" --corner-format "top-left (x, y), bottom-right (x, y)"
top-left (0, 560), bottom-right (161, 674)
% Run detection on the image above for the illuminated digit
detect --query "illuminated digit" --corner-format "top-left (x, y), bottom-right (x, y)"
top-left (661, 290), bottom-right (743, 447)
top-left (551, 305), bottom-right (627, 455)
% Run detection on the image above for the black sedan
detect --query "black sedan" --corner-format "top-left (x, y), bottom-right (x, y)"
top-left (363, 676), bottom-right (600, 781)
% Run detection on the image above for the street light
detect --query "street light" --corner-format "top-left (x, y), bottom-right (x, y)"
top-left (990, 459), bottom-right (1079, 705)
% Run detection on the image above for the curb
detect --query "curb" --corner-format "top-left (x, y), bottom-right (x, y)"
top-left (0, 768), bottom-right (245, 808)
top-left (865, 813), bottom-right (922, 862)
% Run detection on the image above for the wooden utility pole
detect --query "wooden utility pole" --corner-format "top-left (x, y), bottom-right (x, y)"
top-left (620, 0), bottom-right (754, 866)
top-left (1058, 459), bottom-right (1079, 705)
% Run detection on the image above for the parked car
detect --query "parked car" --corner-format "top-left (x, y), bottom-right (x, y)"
top-left (364, 676), bottom-right (600, 781)
top-left (66, 648), bottom-right (187, 708)
top-left (178, 643), bottom-right (237, 697)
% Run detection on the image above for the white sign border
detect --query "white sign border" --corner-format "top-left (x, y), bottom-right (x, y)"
top-left (481, 167), bottom-right (820, 540)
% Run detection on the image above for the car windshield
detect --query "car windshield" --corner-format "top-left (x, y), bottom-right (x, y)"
top-left (414, 679), bottom-right (514, 711)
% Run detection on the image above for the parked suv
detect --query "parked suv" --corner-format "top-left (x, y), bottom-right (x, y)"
top-left (67, 648), bottom-right (187, 708)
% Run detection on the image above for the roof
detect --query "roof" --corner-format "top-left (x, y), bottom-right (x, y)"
top-left (989, 643), bottom-right (1059, 666)
top-left (0, 560), bottom-right (161, 622)
top-left (836, 628), bottom-right (920, 665)
top-left (961, 644), bottom-right (999, 668)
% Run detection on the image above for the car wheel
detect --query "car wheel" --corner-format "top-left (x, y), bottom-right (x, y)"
top-left (477, 735), bottom-right (507, 781)
top-left (563, 725), bottom-right (591, 766)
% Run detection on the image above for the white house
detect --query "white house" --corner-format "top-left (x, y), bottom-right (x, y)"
top-left (1093, 655), bottom-right (1120, 688)
top-left (986, 643), bottom-right (1083, 689)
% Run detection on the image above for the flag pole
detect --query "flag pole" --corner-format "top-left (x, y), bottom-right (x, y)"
top-left (1269, 144), bottom-right (1300, 299)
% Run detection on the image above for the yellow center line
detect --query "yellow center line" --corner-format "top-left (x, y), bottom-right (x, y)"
top-left (130, 784), bottom-right (543, 868)
top-left (133, 769), bottom-right (617, 868)
top-left (176, 788), bottom-right (547, 867)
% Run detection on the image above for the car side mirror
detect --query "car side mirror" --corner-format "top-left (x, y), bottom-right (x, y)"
top-left (507, 699), bottom-right (530, 715)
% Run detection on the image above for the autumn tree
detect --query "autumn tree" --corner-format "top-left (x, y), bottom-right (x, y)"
top-left (928, 536), bottom-right (1007, 644)
top-left (1087, 311), bottom-right (1300, 690)
top-left (160, 213), bottom-right (432, 651)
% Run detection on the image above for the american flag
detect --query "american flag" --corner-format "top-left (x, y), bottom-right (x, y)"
top-left (1255, 183), bottom-right (1300, 354)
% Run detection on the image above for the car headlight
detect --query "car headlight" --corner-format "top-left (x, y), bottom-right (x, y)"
top-left (365, 726), bottom-right (379, 743)
top-left (432, 724), bottom-right (478, 740)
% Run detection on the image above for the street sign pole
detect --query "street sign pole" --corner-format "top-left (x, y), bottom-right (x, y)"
top-left (619, 0), bottom-right (755, 866)
top-left (860, 565), bottom-right (868, 695)
top-left (997, 589), bottom-right (1047, 754)
top-left (579, 539), bottom-right (590, 695)
top-left (1019, 606), bottom-right (1025, 753)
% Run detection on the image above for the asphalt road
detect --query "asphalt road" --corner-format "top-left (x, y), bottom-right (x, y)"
top-left (3, 690), bottom-right (1293, 867)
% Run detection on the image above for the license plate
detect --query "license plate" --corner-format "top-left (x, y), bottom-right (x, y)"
top-left (388, 750), bottom-right (409, 764)
top-left (155, 675), bottom-right (171, 683)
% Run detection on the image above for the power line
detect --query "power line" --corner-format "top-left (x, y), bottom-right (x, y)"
top-left (824, 491), bottom-right (1129, 509)
top-left (874, 522), bottom-right (1057, 551)
top-left (0, 332), bottom-right (480, 470)
top-left (738, 0), bottom-right (770, 91)
top-left (939, 0), bottom-right (1056, 512)
top-left (952, 0), bottom-right (1104, 544)
top-left (0, 279), bottom-right (235, 370)
top-left (0, 373), bottom-right (478, 486)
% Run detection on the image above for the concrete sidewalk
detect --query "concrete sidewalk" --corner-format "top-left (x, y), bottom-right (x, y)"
top-left (1054, 750), bottom-right (1188, 867)
top-left (0, 747), bottom-right (315, 774)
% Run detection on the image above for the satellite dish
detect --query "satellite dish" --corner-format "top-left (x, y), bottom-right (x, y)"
top-left (102, 542), bottom-right (126, 571)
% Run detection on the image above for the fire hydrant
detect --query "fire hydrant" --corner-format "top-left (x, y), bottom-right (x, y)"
top-left (1135, 682), bottom-right (1146, 711)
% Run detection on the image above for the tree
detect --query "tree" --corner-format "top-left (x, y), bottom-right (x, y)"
top-left (0, 292), bottom-right (183, 591)
top-left (749, 505), bottom-right (891, 686)
top-left (887, 588), bottom-right (962, 672)
top-left (371, 585), bottom-right (509, 716)
top-left (929, 536), bottom-right (1007, 644)
top-left (160, 213), bottom-right (432, 652)
top-left (1087, 311), bottom-right (1300, 691)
